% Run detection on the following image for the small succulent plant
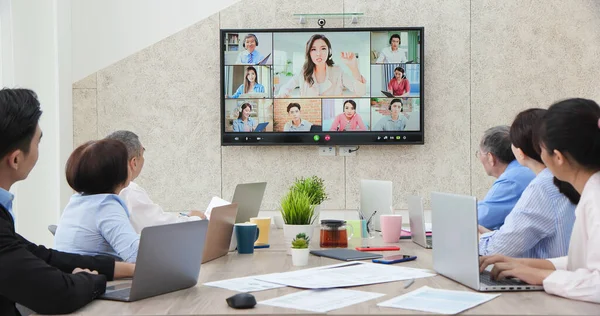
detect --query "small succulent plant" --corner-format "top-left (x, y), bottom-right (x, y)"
top-left (291, 233), bottom-right (310, 249)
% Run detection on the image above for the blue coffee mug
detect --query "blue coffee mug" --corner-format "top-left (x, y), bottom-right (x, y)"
top-left (235, 223), bottom-right (260, 254)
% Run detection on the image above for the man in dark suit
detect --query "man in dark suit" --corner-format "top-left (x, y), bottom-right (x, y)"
top-left (0, 88), bottom-right (135, 315)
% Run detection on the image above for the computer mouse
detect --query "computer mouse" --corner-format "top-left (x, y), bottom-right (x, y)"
top-left (226, 292), bottom-right (257, 309)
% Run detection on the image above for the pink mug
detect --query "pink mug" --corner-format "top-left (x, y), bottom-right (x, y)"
top-left (380, 214), bottom-right (403, 243)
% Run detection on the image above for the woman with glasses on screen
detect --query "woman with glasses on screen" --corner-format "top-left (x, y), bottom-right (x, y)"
top-left (387, 67), bottom-right (410, 97)
top-left (276, 34), bottom-right (366, 97)
top-left (232, 103), bottom-right (257, 132)
top-left (329, 100), bottom-right (367, 131)
top-left (230, 66), bottom-right (265, 99)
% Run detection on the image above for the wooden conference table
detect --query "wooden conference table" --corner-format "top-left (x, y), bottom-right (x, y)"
top-left (61, 228), bottom-right (598, 315)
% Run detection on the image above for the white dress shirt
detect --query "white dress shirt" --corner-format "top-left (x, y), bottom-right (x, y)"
top-left (376, 46), bottom-right (408, 63)
top-left (119, 181), bottom-right (200, 234)
top-left (544, 171), bottom-right (600, 303)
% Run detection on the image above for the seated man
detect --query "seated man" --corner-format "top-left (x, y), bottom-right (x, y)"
top-left (105, 131), bottom-right (205, 234)
top-left (476, 125), bottom-right (535, 230)
top-left (0, 88), bottom-right (134, 316)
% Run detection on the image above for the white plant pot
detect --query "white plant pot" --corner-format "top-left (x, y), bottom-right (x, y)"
top-left (283, 224), bottom-right (314, 255)
top-left (291, 248), bottom-right (310, 266)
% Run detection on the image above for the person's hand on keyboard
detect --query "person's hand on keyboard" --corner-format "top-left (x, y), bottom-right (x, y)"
top-left (72, 268), bottom-right (98, 275)
top-left (480, 255), bottom-right (552, 285)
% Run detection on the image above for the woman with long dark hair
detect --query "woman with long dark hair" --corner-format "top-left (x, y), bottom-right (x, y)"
top-left (276, 34), bottom-right (366, 97)
top-left (230, 66), bottom-right (265, 98)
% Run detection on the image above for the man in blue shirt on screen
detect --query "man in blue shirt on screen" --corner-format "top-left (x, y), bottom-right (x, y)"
top-left (476, 125), bottom-right (535, 230)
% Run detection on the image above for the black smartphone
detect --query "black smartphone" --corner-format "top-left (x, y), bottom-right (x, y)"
top-left (372, 254), bottom-right (417, 264)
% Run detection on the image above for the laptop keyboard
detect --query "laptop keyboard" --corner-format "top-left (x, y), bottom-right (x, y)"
top-left (104, 288), bottom-right (131, 301)
top-left (480, 271), bottom-right (525, 286)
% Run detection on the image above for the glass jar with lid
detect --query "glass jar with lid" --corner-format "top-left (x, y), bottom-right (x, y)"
top-left (319, 220), bottom-right (353, 248)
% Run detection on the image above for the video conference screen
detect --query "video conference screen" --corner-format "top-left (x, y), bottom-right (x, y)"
top-left (220, 27), bottom-right (424, 146)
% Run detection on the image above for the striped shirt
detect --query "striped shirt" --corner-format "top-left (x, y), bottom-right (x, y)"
top-left (479, 168), bottom-right (576, 258)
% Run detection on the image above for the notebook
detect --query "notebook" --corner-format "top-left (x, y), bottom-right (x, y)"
top-left (310, 249), bottom-right (382, 261)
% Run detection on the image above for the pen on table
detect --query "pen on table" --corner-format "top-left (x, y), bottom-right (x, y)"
top-left (403, 279), bottom-right (415, 289)
top-left (366, 210), bottom-right (378, 225)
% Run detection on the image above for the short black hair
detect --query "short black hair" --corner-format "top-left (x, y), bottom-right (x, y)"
top-left (389, 98), bottom-right (403, 111)
top-left (538, 98), bottom-right (600, 171)
top-left (287, 103), bottom-right (301, 113)
top-left (510, 108), bottom-right (546, 163)
top-left (389, 34), bottom-right (401, 44)
top-left (66, 139), bottom-right (129, 195)
top-left (0, 88), bottom-right (42, 159)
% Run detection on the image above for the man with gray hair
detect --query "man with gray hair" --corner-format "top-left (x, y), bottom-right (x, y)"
top-left (105, 131), bottom-right (205, 234)
top-left (476, 125), bottom-right (534, 230)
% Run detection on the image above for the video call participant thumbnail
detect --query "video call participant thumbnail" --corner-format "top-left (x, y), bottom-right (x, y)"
top-left (329, 100), bottom-right (367, 132)
top-left (230, 66), bottom-right (265, 99)
top-left (372, 98), bottom-right (407, 131)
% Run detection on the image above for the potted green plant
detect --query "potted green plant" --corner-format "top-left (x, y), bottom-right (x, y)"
top-left (290, 176), bottom-right (328, 225)
top-left (290, 233), bottom-right (310, 266)
top-left (280, 188), bottom-right (315, 255)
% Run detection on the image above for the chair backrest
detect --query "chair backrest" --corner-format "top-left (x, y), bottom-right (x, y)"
top-left (48, 225), bottom-right (57, 236)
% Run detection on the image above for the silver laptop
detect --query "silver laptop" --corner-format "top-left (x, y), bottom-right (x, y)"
top-left (360, 179), bottom-right (393, 231)
top-left (431, 192), bottom-right (543, 292)
top-left (203, 203), bottom-right (237, 263)
top-left (100, 220), bottom-right (209, 302)
top-left (228, 182), bottom-right (267, 251)
top-left (407, 195), bottom-right (432, 249)
top-left (231, 182), bottom-right (267, 223)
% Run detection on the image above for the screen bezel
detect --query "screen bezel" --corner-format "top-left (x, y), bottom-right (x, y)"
top-left (220, 27), bottom-right (425, 146)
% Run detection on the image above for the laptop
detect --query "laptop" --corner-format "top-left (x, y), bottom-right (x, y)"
top-left (360, 179), bottom-right (393, 231)
top-left (100, 220), bottom-right (209, 302)
top-left (254, 122), bottom-right (269, 132)
top-left (228, 182), bottom-right (267, 251)
top-left (257, 53), bottom-right (271, 65)
top-left (202, 203), bottom-right (238, 263)
top-left (407, 195), bottom-right (432, 249)
top-left (381, 90), bottom-right (395, 98)
top-left (431, 192), bottom-right (543, 292)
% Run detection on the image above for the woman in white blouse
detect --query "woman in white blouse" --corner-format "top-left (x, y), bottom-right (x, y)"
top-left (479, 98), bottom-right (600, 303)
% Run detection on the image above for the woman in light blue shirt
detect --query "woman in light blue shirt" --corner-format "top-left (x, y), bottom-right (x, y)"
top-left (54, 139), bottom-right (140, 263)
top-left (232, 102), bottom-right (257, 132)
top-left (230, 66), bottom-right (265, 99)
top-left (478, 109), bottom-right (578, 259)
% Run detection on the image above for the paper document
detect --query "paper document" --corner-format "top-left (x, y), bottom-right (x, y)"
top-left (203, 276), bottom-right (284, 292)
top-left (204, 196), bottom-right (231, 219)
top-left (203, 262), bottom-right (361, 292)
top-left (260, 289), bottom-right (385, 313)
top-left (377, 286), bottom-right (500, 314)
top-left (255, 262), bottom-right (435, 289)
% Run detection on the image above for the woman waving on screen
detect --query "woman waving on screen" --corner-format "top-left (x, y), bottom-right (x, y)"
top-left (276, 34), bottom-right (366, 97)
